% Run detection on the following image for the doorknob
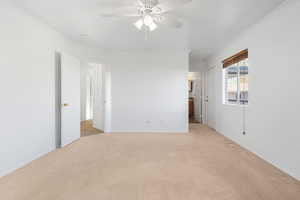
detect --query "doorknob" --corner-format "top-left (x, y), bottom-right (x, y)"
top-left (62, 103), bottom-right (69, 107)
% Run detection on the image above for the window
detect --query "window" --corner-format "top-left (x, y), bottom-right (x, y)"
top-left (223, 50), bottom-right (248, 105)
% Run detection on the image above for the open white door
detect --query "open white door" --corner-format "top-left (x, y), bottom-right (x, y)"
top-left (90, 65), bottom-right (105, 131)
top-left (60, 53), bottom-right (81, 147)
top-left (204, 67), bottom-right (216, 129)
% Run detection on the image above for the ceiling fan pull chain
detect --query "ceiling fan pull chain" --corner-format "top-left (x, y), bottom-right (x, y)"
top-left (144, 26), bottom-right (149, 41)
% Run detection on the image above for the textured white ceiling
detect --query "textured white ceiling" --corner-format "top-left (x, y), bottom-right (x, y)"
top-left (13, 0), bottom-right (285, 59)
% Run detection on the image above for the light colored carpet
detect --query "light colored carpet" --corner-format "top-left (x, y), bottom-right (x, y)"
top-left (0, 124), bottom-right (299, 200)
top-left (80, 120), bottom-right (103, 137)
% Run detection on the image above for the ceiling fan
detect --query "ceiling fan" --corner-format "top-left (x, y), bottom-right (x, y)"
top-left (99, 0), bottom-right (192, 32)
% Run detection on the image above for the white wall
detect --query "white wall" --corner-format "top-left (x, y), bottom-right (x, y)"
top-left (207, 0), bottom-right (300, 180)
top-left (106, 52), bottom-right (189, 133)
top-left (0, 1), bottom-right (103, 177)
top-left (189, 56), bottom-right (208, 72)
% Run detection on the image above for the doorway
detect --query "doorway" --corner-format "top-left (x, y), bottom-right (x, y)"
top-left (188, 72), bottom-right (203, 124)
top-left (55, 54), bottom-right (110, 148)
top-left (80, 63), bottom-right (108, 137)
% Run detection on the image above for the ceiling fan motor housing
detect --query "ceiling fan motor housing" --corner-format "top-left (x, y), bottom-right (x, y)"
top-left (138, 0), bottom-right (162, 16)
top-left (139, 0), bottom-right (159, 7)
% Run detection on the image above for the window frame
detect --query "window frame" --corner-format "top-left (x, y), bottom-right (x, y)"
top-left (223, 59), bottom-right (249, 105)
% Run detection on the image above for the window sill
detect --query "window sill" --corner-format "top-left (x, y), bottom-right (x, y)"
top-left (223, 103), bottom-right (249, 107)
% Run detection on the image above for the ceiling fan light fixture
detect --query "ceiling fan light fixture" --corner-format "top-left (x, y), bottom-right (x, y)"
top-left (143, 15), bottom-right (154, 26)
top-left (149, 22), bottom-right (157, 31)
top-left (134, 19), bottom-right (144, 30)
top-left (134, 16), bottom-right (157, 32)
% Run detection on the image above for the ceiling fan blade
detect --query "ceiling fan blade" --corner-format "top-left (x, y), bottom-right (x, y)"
top-left (157, 0), bottom-right (192, 12)
top-left (138, 0), bottom-right (159, 7)
top-left (154, 14), bottom-right (183, 28)
top-left (99, 14), bottom-right (135, 19)
top-left (99, 6), bottom-right (139, 17)
top-left (98, 0), bottom-right (139, 9)
top-left (98, 0), bottom-right (141, 17)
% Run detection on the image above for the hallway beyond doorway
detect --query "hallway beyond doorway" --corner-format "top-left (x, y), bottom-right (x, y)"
top-left (80, 120), bottom-right (103, 137)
